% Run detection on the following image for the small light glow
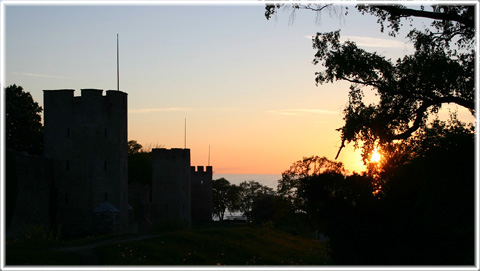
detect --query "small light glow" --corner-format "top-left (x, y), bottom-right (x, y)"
top-left (371, 146), bottom-right (381, 163)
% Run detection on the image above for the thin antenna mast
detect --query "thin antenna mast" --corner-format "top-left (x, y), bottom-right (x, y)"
top-left (208, 144), bottom-right (211, 166)
top-left (117, 33), bottom-right (119, 91)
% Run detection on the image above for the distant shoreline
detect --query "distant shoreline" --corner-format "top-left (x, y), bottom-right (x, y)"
top-left (212, 173), bottom-right (281, 190)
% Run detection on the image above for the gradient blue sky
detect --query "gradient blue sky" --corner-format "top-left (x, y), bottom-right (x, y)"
top-left (3, 2), bottom-right (474, 174)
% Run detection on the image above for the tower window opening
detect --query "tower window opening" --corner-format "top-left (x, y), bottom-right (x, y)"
top-left (104, 128), bottom-right (107, 138)
top-left (67, 128), bottom-right (70, 137)
top-left (65, 193), bottom-right (68, 205)
top-left (66, 160), bottom-right (70, 170)
top-left (105, 192), bottom-right (108, 201)
top-left (104, 160), bottom-right (107, 171)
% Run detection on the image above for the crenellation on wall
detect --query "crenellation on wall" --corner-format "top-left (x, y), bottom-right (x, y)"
top-left (81, 88), bottom-right (103, 97)
top-left (191, 165), bottom-right (213, 222)
top-left (191, 165), bottom-right (213, 174)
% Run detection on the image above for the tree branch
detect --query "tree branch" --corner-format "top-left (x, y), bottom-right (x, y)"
top-left (302, 4), bottom-right (332, 13)
top-left (372, 6), bottom-right (474, 29)
top-left (389, 96), bottom-right (474, 141)
top-left (334, 95), bottom-right (474, 157)
top-left (339, 76), bottom-right (383, 89)
top-left (335, 139), bottom-right (346, 160)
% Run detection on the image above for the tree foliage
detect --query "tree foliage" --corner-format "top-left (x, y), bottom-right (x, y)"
top-left (277, 156), bottom-right (346, 207)
top-left (366, 112), bottom-right (475, 183)
top-left (274, 120), bottom-right (474, 264)
top-left (376, 117), bottom-right (475, 264)
top-left (5, 84), bottom-right (43, 155)
top-left (128, 140), bottom-right (143, 156)
top-left (127, 140), bottom-right (153, 185)
top-left (237, 180), bottom-right (274, 220)
top-left (249, 194), bottom-right (276, 224)
top-left (266, 5), bottom-right (474, 263)
top-left (212, 178), bottom-right (240, 221)
top-left (266, 4), bottom-right (475, 160)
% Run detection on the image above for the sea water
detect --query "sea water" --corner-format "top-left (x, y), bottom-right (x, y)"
top-left (212, 174), bottom-right (282, 190)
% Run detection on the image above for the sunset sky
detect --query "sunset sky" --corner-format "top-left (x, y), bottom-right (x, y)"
top-left (3, 2), bottom-right (475, 174)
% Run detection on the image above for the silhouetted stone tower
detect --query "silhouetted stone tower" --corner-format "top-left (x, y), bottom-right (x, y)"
top-left (191, 166), bottom-right (212, 222)
top-left (151, 148), bottom-right (191, 225)
top-left (43, 89), bottom-right (128, 236)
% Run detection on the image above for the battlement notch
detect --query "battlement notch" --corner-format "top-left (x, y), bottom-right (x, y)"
top-left (191, 166), bottom-right (213, 173)
top-left (81, 89), bottom-right (103, 97)
top-left (44, 89), bottom-right (127, 100)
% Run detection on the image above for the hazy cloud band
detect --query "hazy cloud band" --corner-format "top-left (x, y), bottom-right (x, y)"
top-left (12, 72), bottom-right (77, 80)
top-left (129, 108), bottom-right (192, 113)
top-left (267, 109), bottom-right (339, 116)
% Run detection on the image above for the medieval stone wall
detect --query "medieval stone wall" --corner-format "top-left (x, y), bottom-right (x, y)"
top-left (9, 87), bottom-right (214, 236)
top-left (128, 184), bottom-right (152, 233)
top-left (151, 148), bottom-right (191, 225)
top-left (6, 150), bottom-right (53, 234)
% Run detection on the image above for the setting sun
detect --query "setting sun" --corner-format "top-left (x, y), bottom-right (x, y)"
top-left (371, 146), bottom-right (381, 163)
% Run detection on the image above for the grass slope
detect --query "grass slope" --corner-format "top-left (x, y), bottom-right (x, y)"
top-left (6, 223), bottom-right (330, 266)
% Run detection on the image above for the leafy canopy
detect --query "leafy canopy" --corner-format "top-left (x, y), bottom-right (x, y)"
top-left (266, 4), bottom-right (475, 161)
top-left (237, 180), bottom-right (274, 220)
top-left (212, 178), bottom-right (240, 221)
top-left (277, 156), bottom-right (346, 208)
top-left (128, 140), bottom-right (143, 155)
top-left (5, 84), bottom-right (43, 155)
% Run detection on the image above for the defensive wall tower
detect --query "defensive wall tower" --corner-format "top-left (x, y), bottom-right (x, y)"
top-left (43, 89), bottom-right (128, 236)
top-left (191, 166), bottom-right (213, 222)
top-left (151, 148), bottom-right (191, 225)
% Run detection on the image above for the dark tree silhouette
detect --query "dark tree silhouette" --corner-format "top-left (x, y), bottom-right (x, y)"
top-left (276, 116), bottom-right (475, 264)
top-left (237, 180), bottom-right (274, 220)
top-left (5, 84), bottom-right (43, 155)
top-left (277, 156), bottom-right (345, 209)
top-left (128, 140), bottom-right (143, 156)
top-left (250, 194), bottom-right (275, 224)
top-left (212, 178), bottom-right (240, 221)
top-left (378, 116), bottom-right (475, 264)
top-left (266, 4), bottom-right (475, 160)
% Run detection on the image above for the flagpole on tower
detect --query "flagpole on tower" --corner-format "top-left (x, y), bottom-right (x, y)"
top-left (117, 33), bottom-right (119, 91)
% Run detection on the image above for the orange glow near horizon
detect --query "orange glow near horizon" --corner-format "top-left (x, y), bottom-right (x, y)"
top-left (7, 5), bottom-right (477, 178)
